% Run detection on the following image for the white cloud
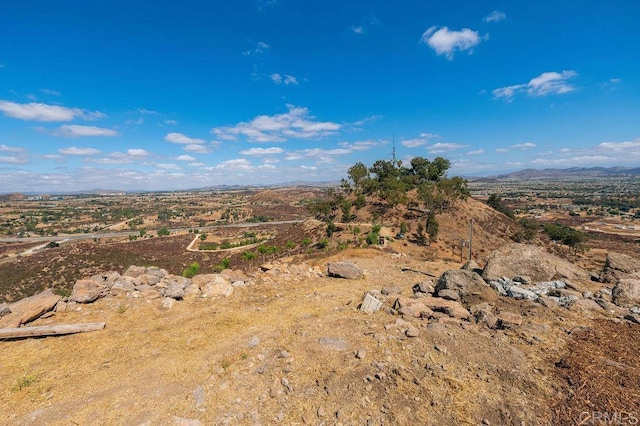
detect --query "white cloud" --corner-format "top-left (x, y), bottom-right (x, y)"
top-left (136, 108), bottom-right (160, 115)
top-left (271, 73), bottom-right (299, 85)
top-left (188, 162), bottom-right (204, 167)
top-left (493, 71), bottom-right (577, 100)
top-left (496, 142), bottom-right (536, 153)
top-left (428, 142), bottom-right (466, 153)
top-left (0, 100), bottom-right (104, 122)
top-left (352, 26), bottom-right (364, 34)
top-left (41, 89), bottom-right (61, 96)
top-left (184, 144), bottom-right (211, 153)
top-left (164, 119), bottom-right (178, 125)
top-left (240, 147), bottom-right (284, 156)
top-left (54, 124), bottom-right (119, 137)
top-left (402, 133), bottom-right (437, 148)
top-left (127, 149), bottom-right (149, 157)
top-left (258, 163), bottom-right (277, 170)
top-left (338, 140), bottom-right (381, 151)
top-left (244, 41), bottom-right (270, 56)
top-left (176, 154), bottom-right (196, 161)
top-left (596, 139), bottom-right (640, 153)
top-left (164, 132), bottom-right (206, 145)
top-left (285, 148), bottom-right (351, 163)
top-left (0, 144), bottom-right (25, 153)
top-left (212, 105), bottom-right (341, 143)
top-left (466, 149), bottom-right (485, 155)
top-left (59, 146), bottom-right (101, 155)
top-left (216, 158), bottom-right (254, 170)
top-left (420, 26), bottom-right (485, 59)
top-left (484, 11), bottom-right (506, 23)
top-left (158, 163), bottom-right (181, 170)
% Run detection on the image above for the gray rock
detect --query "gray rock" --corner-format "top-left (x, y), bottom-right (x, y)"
top-left (111, 277), bottom-right (136, 293)
top-left (513, 276), bottom-right (532, 285)
top-left (461, 259), bottom-right (480, 271)
top-left (201, 275), bottom-right (234, 298)
top-left (405, 326), bottom-right (420, 337)
top-left (437, 289), bottom-right (460, 301)
top-left (193, 385), bottom-right (205, 409)
top-left (165, 280), bottom-right (187, 300)
top-left (72, 278), bottom-right (106, 303)
top-left (360, 293), bottom-right (383, 313)
top-left (482, 243), bottom-right (590, 283)
top-left (507, 286), bottom-right (538, 301)
top-left (327, 262), bottom-right (363, 280)
top-left (247, 335), bottom-right (260, 348)
top-left (624, 313), bottom-right (640, 324)
top-left (413, 282), bottom-right (434, 294)
top-left (161, 297), bottom-right (175, 309)
top-left (319, 336), bottom-right (348, 351)
top-left (434, 269), bottom-right (496, 306)
top-left (475, 309), bottom-right (498, 329)
top-left (0, 303), bottom-right (10, 317)
top-left (173, 417), bottom-right (201, 426)
top-left (612, 279), bottom-right (640, 308)
top-left (124, 265), bottom-right (146, 278)
top-left (381, 286), bottom-right (401, 295)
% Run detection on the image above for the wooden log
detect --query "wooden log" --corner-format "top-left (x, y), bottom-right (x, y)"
top-left (0, 322), bottom-right (106, 340)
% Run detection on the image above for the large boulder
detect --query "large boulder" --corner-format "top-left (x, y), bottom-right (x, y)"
top-left (200, 275), bottom-right (234, 298)
top-left (434, 269), bottom-right (497, 306)
top-left (73, 278), bottom-right (107, 303)
top-left (612, 279), bottom-right (640, 308)
top-left (482, 243), bottom-right (589, 283)
top-left (600, 252), bottom-right (640, 284)
top-left (327, 262), bottom-right (363, 280)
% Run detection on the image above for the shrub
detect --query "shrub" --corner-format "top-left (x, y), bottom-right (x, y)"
top-left (182, 262), bottom-right (200, 278)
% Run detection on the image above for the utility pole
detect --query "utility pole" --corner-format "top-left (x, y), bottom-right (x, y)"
top-left (468, 219), bottom-right (473, 261)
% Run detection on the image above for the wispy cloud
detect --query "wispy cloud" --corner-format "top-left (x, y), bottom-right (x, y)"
top-left (52, 124), bottom-right (119, 137)
top-left (183, 144), bottom-right (211, 153)
top-left (212, 105), bottom-right (341, 143)
top-left (284, 148), bottom-right (351, 163)
top-left (240, 147), bottom-right (284, 156)
top-left (41, 89), bottom-right (61, 96)
top-left (428, 142), bottom-right (466, 154)
top-left (0, 144), bottom-right (26, 153)
top-left (59, 146), bottom-right (101, 155)
top-left (244, 41), bottom-right (270, 56)
top-left (0, 100), bottom-right (105, 122)
top-left (401, 133), bottom-right (438, 148)
top-left (466, 149), bottom-right (485, 155)
top-left (352, 26), bottom-right (365, 34)
top-left (270, 73), bottom-right (299, 85)
top-left (215, 158), bottom-right (254, 170)
top-left (493, 71), bottom-right (577, 101)
top-left (496, 142), bottom-right (536, 152)
top-left (176, 154), bottom-right (196, 161)
top-left (127, 148), bottom-right (149, 157)
top-left (420, 26), bottom-right (486, 60)
top-left (483, 11), bottom-right (506, 23)
top-left (164, 132), bottom-right (206, 145)
top-left (158, 163), bottom-right (181, 170)
top-left (338, 140), bottom-right (382, 151)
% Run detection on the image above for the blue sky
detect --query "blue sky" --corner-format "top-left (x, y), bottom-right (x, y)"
top-left (1, 0), bottom-right (638, 192)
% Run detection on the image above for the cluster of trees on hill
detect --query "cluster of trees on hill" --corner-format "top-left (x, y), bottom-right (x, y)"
top-left (308, 156), bottom-right (469, 244)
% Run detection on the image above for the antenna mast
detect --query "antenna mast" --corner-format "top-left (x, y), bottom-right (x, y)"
top-left (392, 134), bottom-right (397, 163)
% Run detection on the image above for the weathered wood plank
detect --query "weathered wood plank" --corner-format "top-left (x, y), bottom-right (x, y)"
top-left (0, 322), bottom-right (106, 340)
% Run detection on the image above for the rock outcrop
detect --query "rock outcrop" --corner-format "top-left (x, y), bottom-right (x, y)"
top-left (434, 269), bottom-right (496, 306)
top-left (482, 243), bottom-right (590, 283)
top-left (600, 252), bottom-right (640, 284)
top-left (327, 262), bottom-right (363, 280)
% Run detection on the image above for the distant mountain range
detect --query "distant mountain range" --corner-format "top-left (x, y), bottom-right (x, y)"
top-left (471, 167), bottom-right (640, 182)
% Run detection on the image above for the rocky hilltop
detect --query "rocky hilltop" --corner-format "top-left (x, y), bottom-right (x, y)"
top-left (2, 239), bottom-right (640, 425)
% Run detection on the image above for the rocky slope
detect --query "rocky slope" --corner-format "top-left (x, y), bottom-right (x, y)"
top-left (2, 240), bottom-right (640, 425)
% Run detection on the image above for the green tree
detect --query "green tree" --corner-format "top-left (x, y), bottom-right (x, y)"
top-left (347, 162), bottom-right (370, 192)
top-left (157, 227), bottom-right (170, 236)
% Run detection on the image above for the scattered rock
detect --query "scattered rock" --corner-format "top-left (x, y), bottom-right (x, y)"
top-left (247, 335), bottom-right (260, 348)
top-left (482, 243), bottom-right (590, 283)
top-left (360, 293), bottom-right (383, 314)
top-left (475, 309), bottom-right (499, 329)
top-left (413, 282), bottom-right (434, 294)
top-left (497, 311), bottom-right (523, 328)
top-left (437, 289), bottom-right (460, 301)
top-left (72, 278), bottom-right (106, 303)
top-left (381, 286), bottom-right (401, 295)
top-left (405, 326), bottom-right (420, 338)
top-left (327, 262), bottom-right (363, 280)
top-left (393, 297), bottom-right (434, 318)
top-left (161, 298), bottom-right (175, 310)
top-left (355, 349), bottom-right (368, 360)
top-left (434, 269), bottom-right (496, 306)
top-left (0, 303), bottom-right (11, 317)
top-left (319, 336), bottom-right (348, 351)
top-left (507, 286), bottom-right (538, 301)
top-left (193, 385), bottom-right (205, 409)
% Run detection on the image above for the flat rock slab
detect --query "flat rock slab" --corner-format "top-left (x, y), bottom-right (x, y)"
top-left (360, 293), bottom-right (383, 313)
top-left (1, 289), bottom-right (61, 328)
